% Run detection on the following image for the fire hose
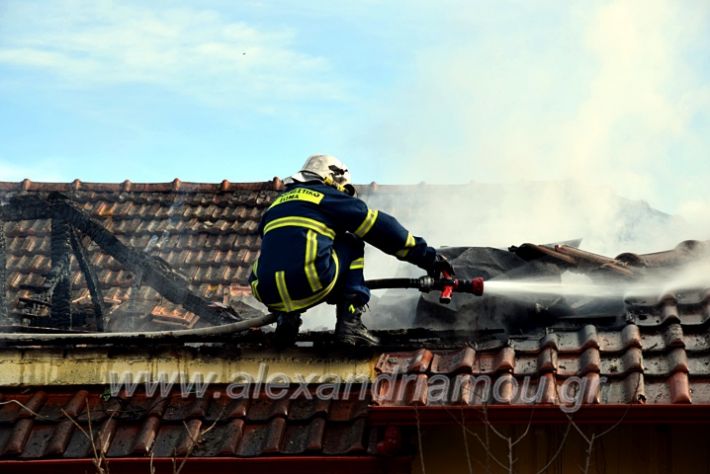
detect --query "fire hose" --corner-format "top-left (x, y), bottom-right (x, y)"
top-left (0, 313), bottom-right (279, 344)
top-left (365, 273), bottom-right (485, 303)
top-left (0, 274), bottom-right (484, 344)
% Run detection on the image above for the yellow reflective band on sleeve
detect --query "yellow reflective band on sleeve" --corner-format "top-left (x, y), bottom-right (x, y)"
top-left (270, 252), bottom-right (340, 313)
top-left (250, 260), bottom-right (262, 301)
top-left (354, 209), bottom-right (378, 238)
top-left (395, 232), bottom-right (416, 258)
top-left (250, 280), bottom-right (262, 302)
top-left (263, 216), bottom-right (336, 240)
top-left (304, 230), bottom-right (323, 292)
top-left (275, 271), bottom-right (294, 313)
top-left (349, 257), bottom-right (365, 270)
top-left (268, 188), bottom-right (325, 209)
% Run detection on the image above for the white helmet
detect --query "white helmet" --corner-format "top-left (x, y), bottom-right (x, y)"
top-left (286, 154), bottom-right (354, 192)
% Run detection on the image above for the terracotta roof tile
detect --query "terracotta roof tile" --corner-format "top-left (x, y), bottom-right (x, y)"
top-left (18, 424), bottom-right (54, 459)
top-left (204, 398), bottom-right (248, 422)
top-left (536, 346), bottom-right (558, 373)
top-left (429, 347), bottom-right (475, 374)
top-left (371, 319), bottom-right (710, 408)
top-left (287, 398), bottom-right (331, 421)
top-left (375, 348), bottom-right (433, 374)
top-left (235, 417), bottom-right (285, 457)
top-left (0, 391), bottom-right (47, 423)
top-left (578, 347), bottom-right (602, 375)
top-left (162, 397), bottom-right (209, 422)
top-left (0, 387), bottom-right (381, 460)
top-left (245, 397), bottom-right (290, 422)
top-left (153, 418), bottom-right (202, 457)
top-left (327, 400), bottom-right (368, 422)
top-left (106, 422), bottom-right (142, 457)
top-left (668, 371), bottom-right (692, 403)
top-left (322, 418), bottom-right (367, 455)
top-left (63, 423), bottom-right (95, 458)
top-left (193, 418), bottom-right (244, 456)
top-left (281, 417), bottom-right (326, 454)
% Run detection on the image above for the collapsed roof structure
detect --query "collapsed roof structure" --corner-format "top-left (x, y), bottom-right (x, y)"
top-left (0, 179), bottom-right (708, 473)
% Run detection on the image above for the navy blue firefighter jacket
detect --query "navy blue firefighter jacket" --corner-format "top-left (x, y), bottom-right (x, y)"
top-left (248, 182), bottom-right (436, 313)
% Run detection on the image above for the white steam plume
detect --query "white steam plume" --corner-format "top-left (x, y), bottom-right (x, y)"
top-left (301, 1), bottom-right (710, 330)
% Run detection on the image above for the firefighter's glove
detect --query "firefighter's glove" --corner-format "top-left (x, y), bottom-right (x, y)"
top-left (427, 254), bottom-right (455, 278)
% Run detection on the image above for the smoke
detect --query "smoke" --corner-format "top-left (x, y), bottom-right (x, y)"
top-left (363, 4), bottom-right (709, 272)
top-left (301, 1), bottom-right (710, 330)
top-left (355, 0), bottom-right (709, 215)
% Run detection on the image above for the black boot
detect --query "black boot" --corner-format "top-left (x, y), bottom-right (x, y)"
top-left (274, 312), bottom-right (302, 349)
top-left (335, 302), bottom-right (379, 346)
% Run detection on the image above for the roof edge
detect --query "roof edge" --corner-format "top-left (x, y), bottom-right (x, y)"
top-left (369, 404), bottom-right (710, 426)
top-left (0, 177), bottom-right (285, 193)
top-left (0, 456), bottom-right (413, 474)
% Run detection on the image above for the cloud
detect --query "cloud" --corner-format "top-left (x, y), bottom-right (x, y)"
top-left (0, 1), bottom-right (344, 109)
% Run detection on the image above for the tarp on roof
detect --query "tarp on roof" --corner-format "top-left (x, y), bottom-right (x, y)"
top-left (370, 247), bottom-right (626, 336)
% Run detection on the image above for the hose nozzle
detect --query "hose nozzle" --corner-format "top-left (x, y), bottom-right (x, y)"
top-left (438, 274), bottom-right (485, 303)
top-left (471, 276), bottom-right (484, 296)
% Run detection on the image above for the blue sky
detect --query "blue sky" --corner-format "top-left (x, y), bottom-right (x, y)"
top-left (0, 0), bottom-right (708, 216)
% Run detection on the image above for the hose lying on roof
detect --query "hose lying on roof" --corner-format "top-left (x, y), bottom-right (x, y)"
top-left (0, 313), bottom-right (278, 345)
top-left (0, 276), bottom-right (482, 345)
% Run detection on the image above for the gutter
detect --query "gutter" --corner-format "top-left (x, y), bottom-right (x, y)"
top-left (0, 455), bottom-right (413, 474)
top-left (368, 404), bottom-right (710, 426)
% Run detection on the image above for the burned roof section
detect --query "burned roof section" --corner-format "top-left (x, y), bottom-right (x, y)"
top-left (0, 179), bottom-right (283, 332)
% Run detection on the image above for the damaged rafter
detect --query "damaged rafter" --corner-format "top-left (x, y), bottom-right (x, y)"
top-left (50, 214), bottom-right (72, 327)
top-left (0, 220), bottom-right (6, 323)
top-left (69, 229), bottom-right (105, 331)
top-left (0, 194), bottom-right (239, 326)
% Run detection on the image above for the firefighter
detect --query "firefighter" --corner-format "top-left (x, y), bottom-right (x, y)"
top-left (248, 154), bottom-right (454, 347)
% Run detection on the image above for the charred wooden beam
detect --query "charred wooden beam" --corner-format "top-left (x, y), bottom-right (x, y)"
top-left (0, 194), bottom-right (239, 326)
top-left (50, 215), bottom-right (72, 328)
top-left (48, 197), bottom-right (238, 325)
top-left (69, 229), bottom-right (105, 331)
top-left (0, 220), bottom-right (7, 322)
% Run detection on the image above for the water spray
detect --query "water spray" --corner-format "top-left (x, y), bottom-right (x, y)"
top-left (366, 269), bottom-right (708, 306)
